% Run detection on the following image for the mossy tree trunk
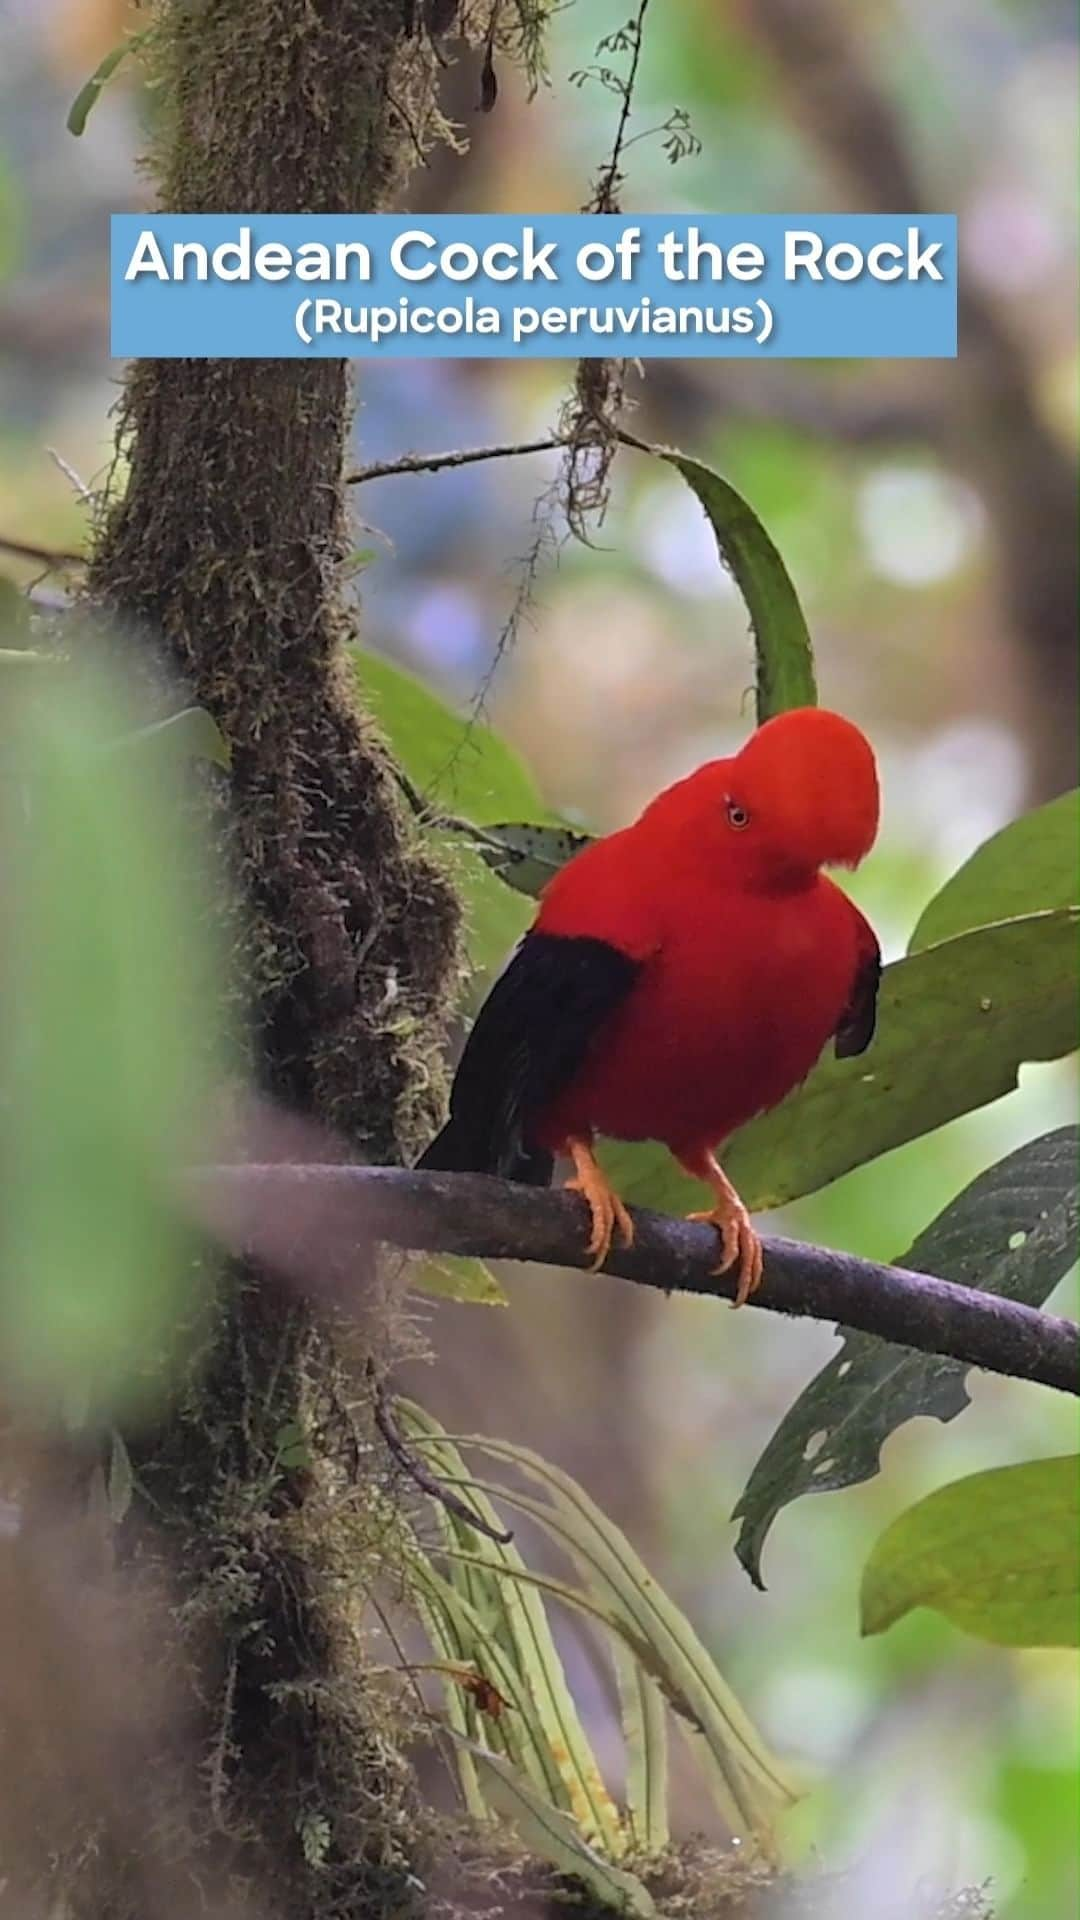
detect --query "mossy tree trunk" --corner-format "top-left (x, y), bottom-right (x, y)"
top-left (25, 5), bottom-right (465, 1916)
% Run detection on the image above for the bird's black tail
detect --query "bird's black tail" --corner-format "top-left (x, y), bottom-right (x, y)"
top-left (416, 1117), bottom-right (553, 1187)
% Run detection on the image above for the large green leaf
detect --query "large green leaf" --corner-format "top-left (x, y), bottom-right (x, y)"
top-left (910, 791), bottom-right (1080, 952)
top-left (352, 646), bottom-right (545, 824)
top-left (662, 451), bottom-right (817, 721)
top-left (731, 1127), bottom-right (1080, 1587)
top-left (860, 1455), bottom-right (1080, 1647)
top-left (600, 909), bottom-right (1080, 1220)
top-left (0, 667), bottom-right (226, 1408)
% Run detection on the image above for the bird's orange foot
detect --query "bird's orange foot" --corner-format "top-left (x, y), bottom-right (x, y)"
top-left (564, 1135), bottom-right (635, 1269)
top-left (686, 1189), bottom-right (763, 1309)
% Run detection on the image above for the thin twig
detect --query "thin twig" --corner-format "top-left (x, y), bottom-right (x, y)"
top-left (346, 437), bottom-right (564, 487)
top-left (590, 0), bottom-right (653, 214)
top-left (370, 1362), bottom-right (513, 1544)
top-left (194, 1165), bottom-right (1080, 1398)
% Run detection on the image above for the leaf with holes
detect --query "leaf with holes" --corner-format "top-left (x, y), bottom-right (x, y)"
top-left (732, 1127), bottom-right (1079, 1588)
top-left (860, 1455), bottom-right (1080, 1647)
top-left (909, 791), bottom-right (1080, 953)
top-left (472, 821), bottom-right (594, 898)
top-left (661, 451), bottom-right (817, 721)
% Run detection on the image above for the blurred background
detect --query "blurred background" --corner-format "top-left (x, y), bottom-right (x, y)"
top-left (0, 0), bottom-right (1076, 1913)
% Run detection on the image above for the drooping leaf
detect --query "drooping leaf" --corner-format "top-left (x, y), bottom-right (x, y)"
top-left (600, 910), bottom-right (1080, 1220)
top-left (860, 1455), bottom-right (1080, 1647)
top-left (661, 451), bottom-right (817, 721)
top-left (731, 1127), bottom-right (1080, 1587)
top-left (411, 1254), bottom-right (509, 1306)
top-left (613, 1641), bottom-right (669, 1855)
top-left (407, 1550), bottom-right (573, 1806)
top-left (399, 1404), bottom-right (625, 1852)
top-left (450, 1738), bottom-right (656, 1918)
top-left (352, 646), bottom-right (545, 824)
top-left (409, 1579), bottom-right (490, 1822)
top-left (67, 36), bottom-right (147, 137)
top-left (909, 791), bottom-right (1080, 953)
top-left (452, 1433), bottom-right (798, 1846)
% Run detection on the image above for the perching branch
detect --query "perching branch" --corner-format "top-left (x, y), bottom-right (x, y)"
top-left (195, 1164), bottom-right (1079, 1398)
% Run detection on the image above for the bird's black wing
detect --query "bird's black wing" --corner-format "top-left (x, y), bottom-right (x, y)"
top-left (417, 931), bottom-right (642, 1185)
top-left (834, 935), bottom-right (881, 1059)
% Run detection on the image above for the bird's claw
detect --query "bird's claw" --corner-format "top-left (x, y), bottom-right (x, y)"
top-left (565, 1171), bottom-right (635, 1269)
top-left (686, 1200), bottom-right (763, 1308)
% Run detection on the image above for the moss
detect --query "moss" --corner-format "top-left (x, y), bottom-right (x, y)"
top-left (27, 1), bottom-right (477, 1914)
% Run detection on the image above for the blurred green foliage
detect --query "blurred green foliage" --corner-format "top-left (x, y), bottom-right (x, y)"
top-left (0, 653), bottom-right (228, 1415)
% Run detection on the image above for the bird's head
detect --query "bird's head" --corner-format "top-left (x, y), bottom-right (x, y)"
top-left (646, 708), bottom-right (880, 889)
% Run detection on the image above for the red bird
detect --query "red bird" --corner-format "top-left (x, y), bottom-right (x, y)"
top-left (420, 707), bottom-right (881, 1305)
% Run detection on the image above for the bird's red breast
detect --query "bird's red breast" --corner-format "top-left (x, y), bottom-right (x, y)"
top-left (418, 706), bottom-right (881, 1189)
top-left (532, 705), bottom-right (881, 1156)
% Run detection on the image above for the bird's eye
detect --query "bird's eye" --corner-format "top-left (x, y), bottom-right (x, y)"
top-left (726, 799), bottom-right (751, 830)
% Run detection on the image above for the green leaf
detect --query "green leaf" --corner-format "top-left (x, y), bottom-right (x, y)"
top-left (662, 451), bottom-right (817, 721)
top-left (352, 647), bottom-right (545, 824)
top-left (67, 37), bottom-right (145, 136)
top-left (613, 1641), bottom-right (669, 1855)
top-left (860, 1455), bottom-right (1080, 1647)
top-left (113, 706), bottom-right (232, 770)
top-left (731, 1127), bottom-right (1080, 1587)
top-left (0, 666), bottom-right (227, 1410)
top-left (450, 1738), bottom-right (656, 1918)
top-left (471, 821), bottom-right (594, 899)
top-left (439, 838), bottom-right (532, 987)
top-left (408, 1581), bottom-right (490, 1821)
top-left (411, 1255), bottom-right (508, 1306)
top-left (910, 792), bottom-right (1080, 953)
